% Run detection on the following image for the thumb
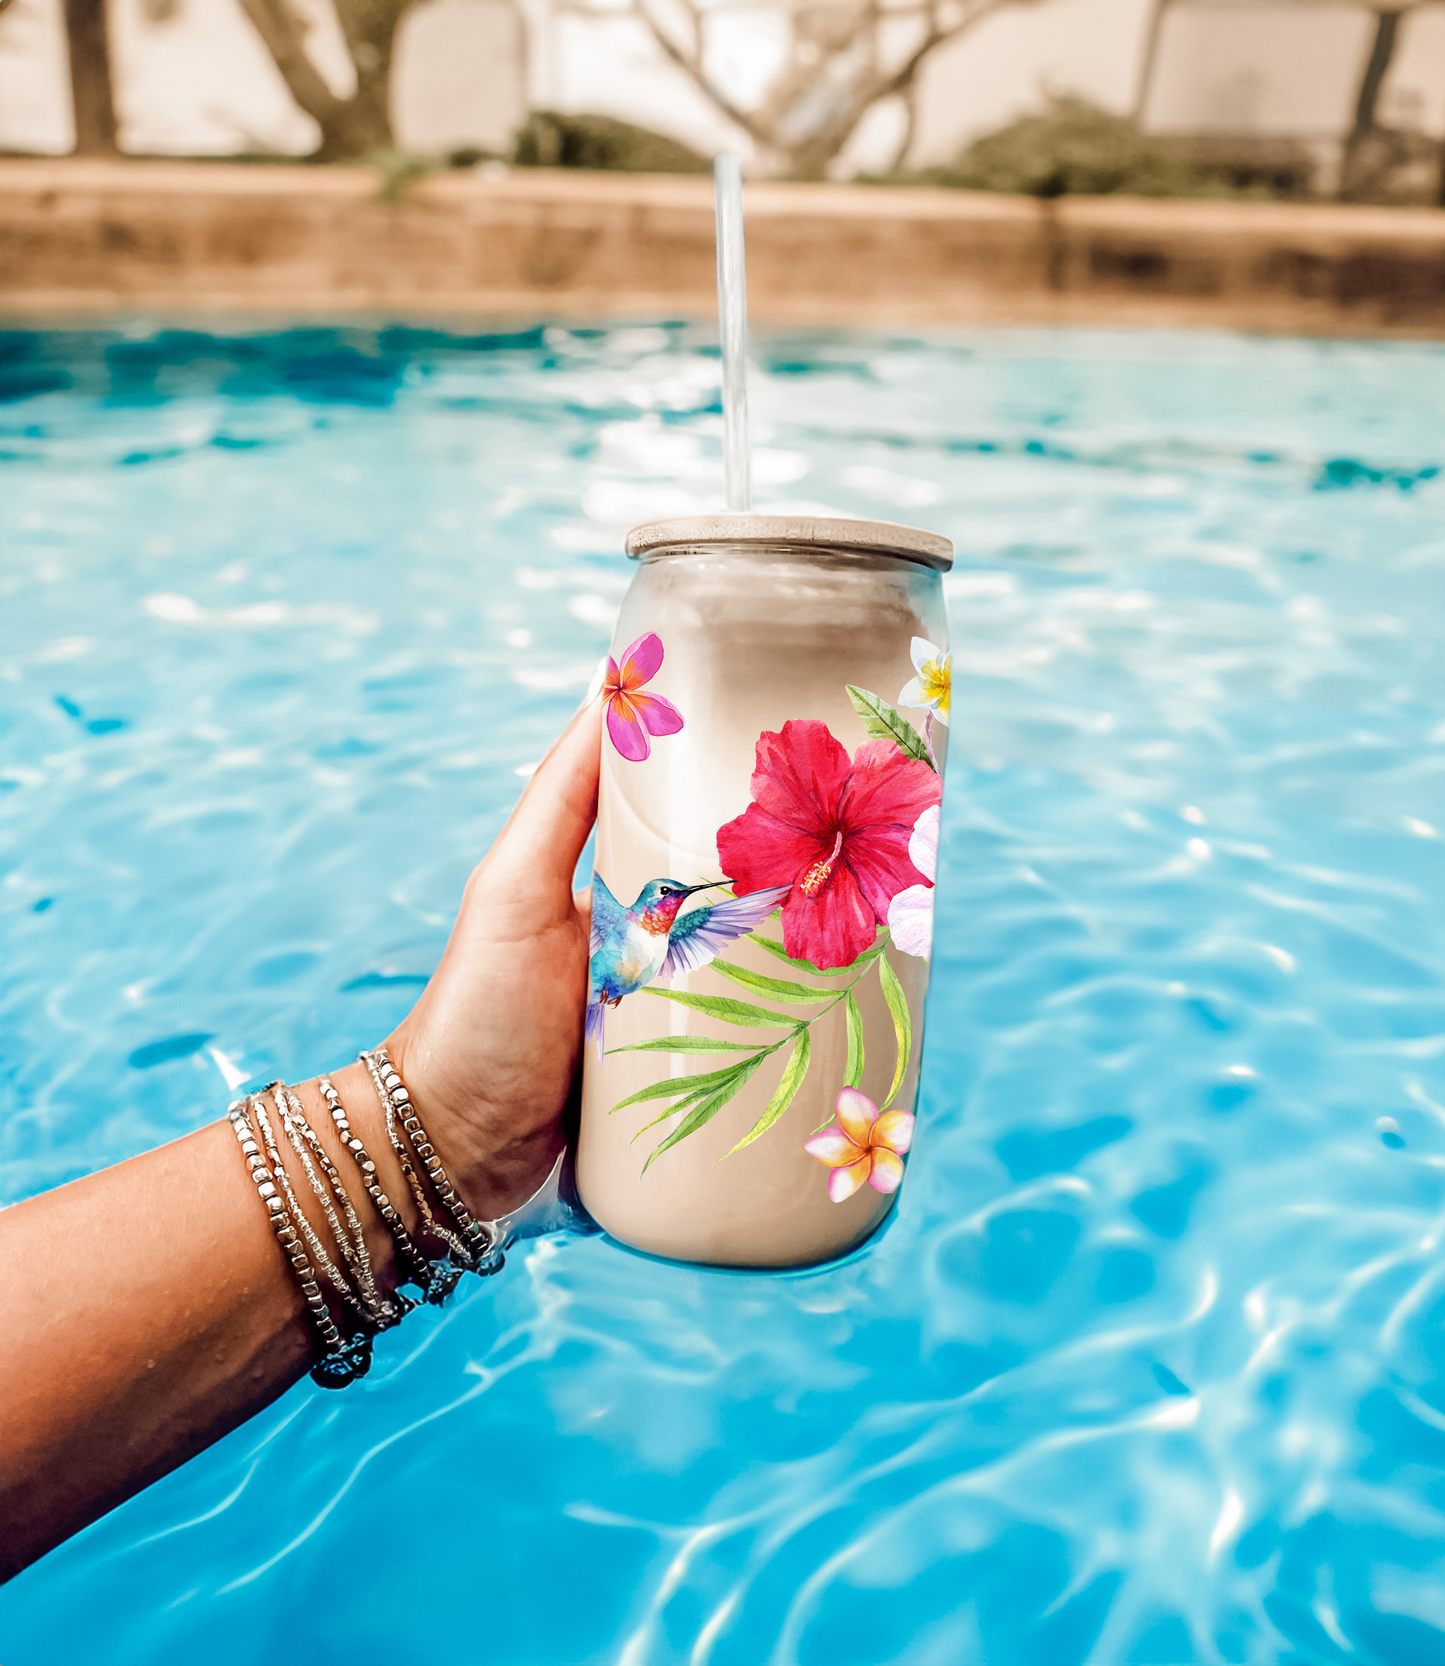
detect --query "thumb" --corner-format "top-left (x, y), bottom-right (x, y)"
top-left (481, 697), bottom-right (602, 899)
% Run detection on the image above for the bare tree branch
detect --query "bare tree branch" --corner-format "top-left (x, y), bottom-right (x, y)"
top-left (234, 0), bottom-right (344, 130)
top-left (234, 0), bottom-right (414, 157)
top-left (889, 82), bottom-right (919, 171)
top-left (877, 0), bottom-right (1029, 102)
top-left (626, 0), bottom-right (1033, 177)
top-left (632, 0), bottom-right (763, 139)
top-left (789, 0), bottom-right (1026, 174)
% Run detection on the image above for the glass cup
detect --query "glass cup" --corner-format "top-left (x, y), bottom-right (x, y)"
top-left (577, 515), bottom-right (952, 1267)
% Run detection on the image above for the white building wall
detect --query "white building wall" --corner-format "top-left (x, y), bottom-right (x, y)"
top-left (1381, 4), bottom-right (1445, 136)
top-left (0, 0), bottom-right (1441, 170)
top-left (0, 0), bottom-right (72, 153)
top-left (392, 0), bottom-right (526, 153)
top-left (550, 6), bottom-right (755, 157)
top-left (0, 0), bottom-right (524, 157)
top-left (907, 0), bottom-right (1155, 166)
top-left (1144, 5), bottom-right (1374, 137)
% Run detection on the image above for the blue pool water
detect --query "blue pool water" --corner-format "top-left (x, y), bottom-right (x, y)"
top-left (3, 321), bottom-right (1445, 1664)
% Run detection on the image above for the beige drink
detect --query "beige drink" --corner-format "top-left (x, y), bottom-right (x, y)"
top-left (578, 514), bottom-right (952, 1268)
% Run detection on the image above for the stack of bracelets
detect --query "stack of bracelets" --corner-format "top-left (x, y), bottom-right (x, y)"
top-left (227, 1046), bottom-right (505, 1388)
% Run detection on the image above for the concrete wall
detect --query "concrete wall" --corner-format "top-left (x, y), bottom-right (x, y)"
top-left (3, 159), bottom-right (1444, 334)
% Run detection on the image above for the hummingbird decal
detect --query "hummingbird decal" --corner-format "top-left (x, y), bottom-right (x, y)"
top-left (586, 877), bottom-right (791, 1058)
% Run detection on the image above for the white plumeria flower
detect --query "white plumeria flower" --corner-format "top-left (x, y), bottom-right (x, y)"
top-left (887, 804), bottom-right (939, 959)
top-left (898, 636), bottom-right (950, 727)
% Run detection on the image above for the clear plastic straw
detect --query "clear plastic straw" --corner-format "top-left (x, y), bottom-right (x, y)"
top-left (713, 153), bottom-right (751, 513)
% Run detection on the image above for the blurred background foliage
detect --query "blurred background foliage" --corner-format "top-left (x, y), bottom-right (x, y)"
top-left (893, 95), bottom-right (1315, 200)
top-left (512, 110), bottom-right (709, 174)
top-left (1, 0), bottom-right (1442, 203)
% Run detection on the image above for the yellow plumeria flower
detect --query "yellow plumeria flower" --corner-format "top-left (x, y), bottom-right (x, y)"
top-left (898, 636), bottom-right (950, 727)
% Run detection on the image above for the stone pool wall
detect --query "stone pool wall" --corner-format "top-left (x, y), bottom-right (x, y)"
top-left (1, 158), bottom-right (1444, 336)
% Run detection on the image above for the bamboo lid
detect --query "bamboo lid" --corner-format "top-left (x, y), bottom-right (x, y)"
top-left (625, 513), bottom-right (953, 571)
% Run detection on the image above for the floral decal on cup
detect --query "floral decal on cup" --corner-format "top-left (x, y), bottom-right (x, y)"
top-left (716, 720), bottom-right (939, 970)
top-left (805, 1088), bottom-right (915, 1201)
top-left (899, 636), bottom-right (950, 727)
top-left (591, 654), bottom-right (945, 1185)
top-left (897, 635), bottom-right (950, 768)
top-left (886, 804), bottom-right (939, 961)
top-left (601, 632), bottom-right (684, 761)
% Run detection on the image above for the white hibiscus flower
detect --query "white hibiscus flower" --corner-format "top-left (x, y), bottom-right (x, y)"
top-left (887, 804), bottom-right (940, 959)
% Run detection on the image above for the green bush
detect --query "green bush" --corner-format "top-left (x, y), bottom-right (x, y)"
top-left (513, 112), bottom-right (709, 175)
top-left (922, 96), bottom-right (1232, 199)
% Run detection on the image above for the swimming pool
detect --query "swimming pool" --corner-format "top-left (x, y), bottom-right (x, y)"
top-left (3, 320), bottom-right (1444, 1663)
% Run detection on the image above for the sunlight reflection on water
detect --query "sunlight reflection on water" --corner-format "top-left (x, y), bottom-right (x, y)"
top-left (2, 322), bottom-right (1444, 1664)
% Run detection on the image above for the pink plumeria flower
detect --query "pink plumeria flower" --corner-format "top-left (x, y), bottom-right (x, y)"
top-left (601, 632), bottom-right (684, 761)
top-left (804, 1087), bottom-right (915, 1202)
top-left (887, 803), bottom-right (939, 959)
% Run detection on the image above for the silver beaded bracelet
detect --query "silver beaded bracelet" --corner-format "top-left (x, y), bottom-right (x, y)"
top-left (318, 1074), bottom-right (437, 1308)
top-left (252, 1089), bottom-right (369, 1330)
top-left (227, 1099), bottom-right (371, 1389)
top-left (273, 1083), bottom-right (401, 1332)
top-left (227, 1051), bottom-right (580, 1390)
top-left (360, 1047), bottom-right (504, 1280)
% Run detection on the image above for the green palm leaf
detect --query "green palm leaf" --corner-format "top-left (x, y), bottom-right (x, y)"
top-left (844, 988), bottom-right (865, 1089)
top-left (727, 1026), bottom-right (811, 1155)
top-left (630, 1077), bottom-right (731, 1140)
top-left (642, 1054), bottom-right (767, 1171)
top-left (608, 1035), bottom-right (759, 1056)
top-left (747, 934), bottom-right (848, 977)
top-left (609, 1059), bottom-right (763, 1114)
top-left (746, 930), bottom-right (889, 979)
top-left (642, 989), bottom-right (798, 1027)
top-left (711, 961), bottom-right (832, 1005)
top-left (877, 953), bottom-right (914, 1108)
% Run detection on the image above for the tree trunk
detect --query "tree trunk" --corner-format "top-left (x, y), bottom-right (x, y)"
top-left (781, 139), bottom-right (836, 181)
top-left (1351, 8), bottom-right (1401, 138)
top-left (310, 81), bottom-right (390, 157)
top-left (64, 0), bottom-right (119, 156)
top-left (236, 0), bottom-right (404, 160)
top-left (1339, 8), bottom-right (1403, 198)
top-left (314, 81), bottom-right (393, 159)
top-left (322, 0), bottom-right (409, 155)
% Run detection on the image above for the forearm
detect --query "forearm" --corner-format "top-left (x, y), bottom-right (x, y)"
top-left (0, 703), bottom-right (599, 1580)
top-left (0, 1060), bottom-right (419, 1579)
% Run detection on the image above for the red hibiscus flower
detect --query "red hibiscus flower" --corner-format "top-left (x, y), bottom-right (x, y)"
top-left (716, 719), bottom-right (941, 970)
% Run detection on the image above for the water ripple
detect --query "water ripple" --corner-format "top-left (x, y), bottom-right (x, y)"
top-left (2, 324), bottom-right (1444, 1663)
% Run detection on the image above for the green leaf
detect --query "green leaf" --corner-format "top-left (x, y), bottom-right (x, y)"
top-left (851, 937), bottom-right (894, 974)
top-left (746, 930), bottom-right (889, 979)
top-left (630, 1079), bottom-right (730, 1140)
top-left (710, 960), bottom-right (833, 1005)
top-left (608, 1036), bottom-right (759, 1056)
top-left (609, 1060), bottom-right (762, 1114)
top-left (877, 952), bottom-right (914, 1109)
top-left (641, 988), bottom-right (798, 1028)
top-left (727, 1026), bottom-right (811, 1155)
top-left (747, 933), bottom-right (845, 977)
top-left (642, 1055), bottom-right (767, 1171)
top-left (844, 989), bottom-right (865, 1089)
top-left (845, 685), bottom-right (936, 771)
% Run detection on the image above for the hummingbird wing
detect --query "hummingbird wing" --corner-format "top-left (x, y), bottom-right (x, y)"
top-left (588, 873), bottom-right (626, 957)
top-left (660, 885), bottom-right (792, 979)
